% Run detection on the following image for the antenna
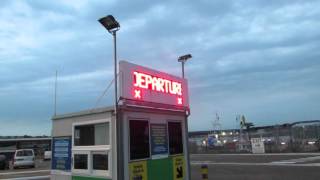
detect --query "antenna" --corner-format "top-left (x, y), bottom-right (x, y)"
top-left (212, 112), bottom-right (222, 133)
top-left (54, 70), bottom-right (58, 116)
top-left (91, 77), bottom-right (115, 112)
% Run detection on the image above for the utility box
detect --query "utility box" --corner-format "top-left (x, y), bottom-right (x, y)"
top-left (51, 61), bottom-right (190, 180)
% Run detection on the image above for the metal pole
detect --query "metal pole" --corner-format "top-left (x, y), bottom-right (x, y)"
top-left (112, 31), bottom-right (123, 180)
top-left (185, 114), bottom-right (191, 180)
top-left (182, 61), bottom-right (185, 78)
top-left (113, 31), bottom-right (118, 115)
top-left (54, 70), bottom-right (57, 116)
top-left (181, 59), bottom-right (191, 180)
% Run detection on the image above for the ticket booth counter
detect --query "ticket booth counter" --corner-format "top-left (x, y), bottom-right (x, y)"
top-left (51, 61), bottom-right (191, 180)
top-left (51, 107), bottom-right (117, 180)
top-left (120, 103), bottom-right (189, 180)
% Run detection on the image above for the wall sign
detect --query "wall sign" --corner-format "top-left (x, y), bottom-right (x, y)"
top-left (150, 124), bottom-right (168, 159)
top-left (52, 137), bottom-right (71, 171)
top-left (251, 138), bottom-right (265, 154)
top-left (129, 160), bottom-right (148, 180)
top-left (119, 61), bottom-right (189, 107)
top-left (173, 156), bottom-right (185, 180)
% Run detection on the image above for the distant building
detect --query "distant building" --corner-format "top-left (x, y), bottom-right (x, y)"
top-left (189, 120), bottom-right (320, 153)
top-left (0, 137), bottom-right (51, 159)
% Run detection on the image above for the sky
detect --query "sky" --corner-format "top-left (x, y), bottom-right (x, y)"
top-left (0, 0), bottom-right (319, 135)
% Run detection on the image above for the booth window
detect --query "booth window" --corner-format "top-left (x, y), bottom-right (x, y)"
top-left (72, 120), bottom-right (111, 177)
top-left (168, 122), bottom-right (183, 155)
top-left (130, 120), bottom-right (150, 160)
top-left (92, 152), bottom-right (108, 170)
top-left (74, 122), bottom-right (109, 146)
top-left (74, 154), bottom-right (88, 170)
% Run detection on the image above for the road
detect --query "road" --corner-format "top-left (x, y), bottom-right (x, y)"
top-left (190, 153), bottom-right (320, 180)
top-left (0, 160), bottom-right (50, 180)
top-left (1, 153), bottom-right (320, 179)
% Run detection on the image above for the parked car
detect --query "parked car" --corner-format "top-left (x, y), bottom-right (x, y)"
top-left (44, 151), bottom-right (51, 160)
top-left (13, 149), bottom-right (35, 169)
top-left (0, 155), bottom-right (9, 170)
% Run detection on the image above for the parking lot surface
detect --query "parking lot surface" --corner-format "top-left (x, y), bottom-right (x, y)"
top-left (190, 153), bottom-right (320, 180)
top-left (0, 159), bottom-right (50, 179)
top-left (1, 154), bottom-right (320, 179)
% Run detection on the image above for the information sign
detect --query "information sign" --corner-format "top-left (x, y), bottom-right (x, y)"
top-left (52, 137), bottom-right (71, 171)
top-left (150, 123), bottom-right (168, 159)
top-left (251, 138), bottom-right (265, 154)
top-left (129, 160), bottom-right (148, 180)
top-left (173, 156), bottom-right (185, 180)
top-left (119, 61), bottom-right (189, 107)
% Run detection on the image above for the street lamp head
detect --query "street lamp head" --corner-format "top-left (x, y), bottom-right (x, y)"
top-left (98, 15), bottom-right (120, 33)
top-left (178, 54), bottom-right (192, 62)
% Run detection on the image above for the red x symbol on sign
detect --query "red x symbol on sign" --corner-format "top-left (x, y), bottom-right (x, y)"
top-left (177, 97), bottom-right (183, 105)
top-left (134, 89), bottom-right (141, 99)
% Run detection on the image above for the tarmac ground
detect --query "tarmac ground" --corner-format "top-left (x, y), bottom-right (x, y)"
top-left (190, 153), bottom-right (320, 180)
top-left (1, 153), bottom-right (320, 180)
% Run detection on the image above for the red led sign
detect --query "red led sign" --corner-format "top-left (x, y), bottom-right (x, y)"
top-left (119, 61), bottom-right (189, 108)
top-left (133, 71), bottom-right (182, 96)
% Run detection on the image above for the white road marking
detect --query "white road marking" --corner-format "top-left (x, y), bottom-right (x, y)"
top-left (0, 170), bottom-right (50, 176)
top-left (191, 153), bottom-right (320, 156)
top-left (271, 156), bottom-right (320, 164)
top-left (1, 175), bottom-right (50, 180)
top-left (191, 161), bottom-right (320, 167)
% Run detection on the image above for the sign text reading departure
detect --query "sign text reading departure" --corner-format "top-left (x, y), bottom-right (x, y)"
top-left (133, 71), bottom-right (182, 96)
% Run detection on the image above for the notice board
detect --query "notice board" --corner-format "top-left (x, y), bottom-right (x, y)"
top-left (52, 137), bottom-right (72, 171)
top-left (150, 123), bottom-right (168, 159)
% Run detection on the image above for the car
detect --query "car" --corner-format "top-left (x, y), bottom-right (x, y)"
top-left (0, 155), bottom-right (9, 170)
top-left (44, 151), bottom-right (51, 160)
top-left (13, 149), bottom-right (35, 169)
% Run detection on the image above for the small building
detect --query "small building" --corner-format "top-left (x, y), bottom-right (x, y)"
top-left (0, 137), bottom-right (51, 159)
top-left (51, 61), bottom-right (191, 180)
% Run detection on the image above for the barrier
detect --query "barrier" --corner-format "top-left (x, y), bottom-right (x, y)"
top-left (201, 164), bottom-right (208, 180)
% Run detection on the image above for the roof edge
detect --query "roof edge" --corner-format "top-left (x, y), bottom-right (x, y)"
top-left (52, 106), bottom-right (114, 120)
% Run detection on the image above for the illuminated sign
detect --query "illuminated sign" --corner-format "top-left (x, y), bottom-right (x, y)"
top-left (133, 72), bottom-right (182, 95)
top-left (119, 61), bottom-right (189, 107)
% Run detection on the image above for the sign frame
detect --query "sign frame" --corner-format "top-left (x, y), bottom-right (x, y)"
top-left (52, 137), bottom-right (72, 171)
top-left (119, 61), bottom-right (189, 108)
top-left (150, 123), bottom-right (169, 159)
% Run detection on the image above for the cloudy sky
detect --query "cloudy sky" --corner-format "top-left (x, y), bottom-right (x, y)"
top-left (0, 0), bottom-right (319, 135)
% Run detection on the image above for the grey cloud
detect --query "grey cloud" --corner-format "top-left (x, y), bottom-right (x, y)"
top-left (0, 0), bottom-right (319, 134)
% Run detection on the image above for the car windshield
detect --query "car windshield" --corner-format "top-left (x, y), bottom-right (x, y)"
top-left (16, 150), bottom-right (33, 157)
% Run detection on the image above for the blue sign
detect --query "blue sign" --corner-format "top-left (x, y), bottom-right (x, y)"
top-left (150, 124), bottom-right (168, 158)
top-left (52, 137), bottom-right (71, 171)
top-left (208, 136), bottom-right (215, 146)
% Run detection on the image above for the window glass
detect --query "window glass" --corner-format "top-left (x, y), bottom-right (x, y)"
top-left (95, 123), bottom-right (109, 145)
top-left (74, 154), bottom-right (88, 169)
top-left (168, 122), bottom-right (183, 155)
top-left (75, 125), bottom-right (94, 146)
top-left (24, 150), bottom-right (33, 156)
top-left (16, 151), bottom-right (24, 156)
top-left (92, 153), bottom-right (108, 170)
top-left (74, 122), bottom-right (109, 146)
top-left (16, 150), bottom-right (33, 156)
top-left (130, 120), bottom-right (150, 160)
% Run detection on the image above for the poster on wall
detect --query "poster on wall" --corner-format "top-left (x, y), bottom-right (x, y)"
top-left (251, 138), bottom-right (265, 154)
top-left (129, 160), bottom-right (148, 180)
top-left (52, 137), bottom-right (71, 171)
top-left (150, 123), bottom-right (168, 159)
top-left (173, 156), bottom-right (185, 180)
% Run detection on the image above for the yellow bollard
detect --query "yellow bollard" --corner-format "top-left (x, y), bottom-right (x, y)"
top-left (201, 164), bottom-right (208, 180)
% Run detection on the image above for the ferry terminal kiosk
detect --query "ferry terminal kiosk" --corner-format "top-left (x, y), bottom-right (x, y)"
top-left (51, 61), bottom-right (191, 180)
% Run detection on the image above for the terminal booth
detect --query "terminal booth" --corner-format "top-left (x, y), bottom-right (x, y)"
top-left (51, 61), bottom-right (191, 180)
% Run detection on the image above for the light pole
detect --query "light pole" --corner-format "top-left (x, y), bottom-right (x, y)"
top-left (178, 53), bottom-right (192, 180)
top-left (178, 54), bottom-right (192, 78)
top-left (98, 15), bottom-right (122, 180)
top-left (98, 15), bottom-right (120, 116)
